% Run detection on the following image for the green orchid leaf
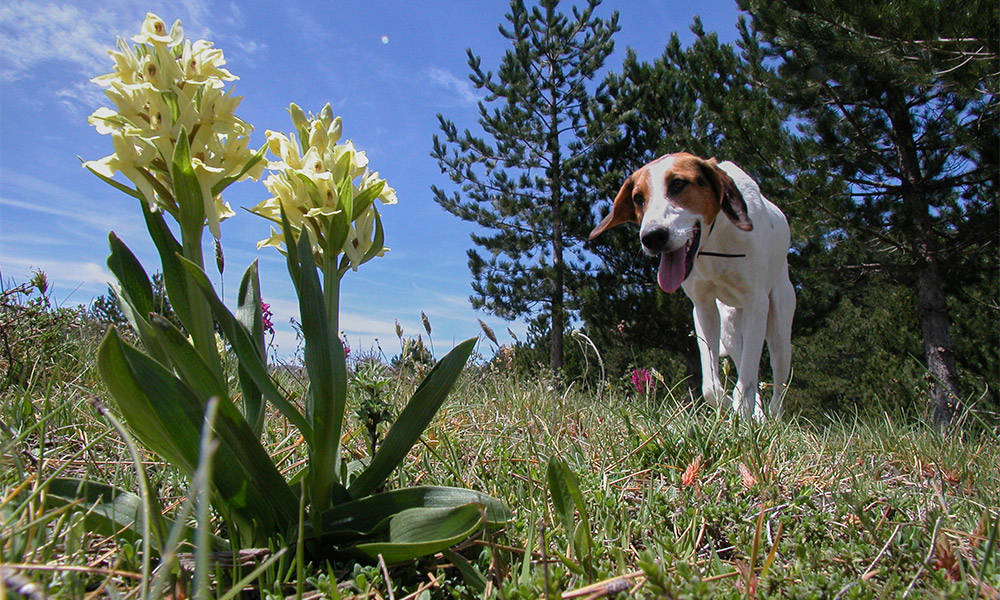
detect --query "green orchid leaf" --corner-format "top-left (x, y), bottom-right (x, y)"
top-left (294, 172), bottom-right (325, 209)
top-left (105, 233), bottom-right (170, 365)
top-left (177, 255), bottom-right (313, 442)
top-left (160, 90), bottom-right (181, 122)
top-left (148, 313), bottom-right (226, 401)
top-left (97, 328), bottom-right (298, 537)
top-left (295, 229), bottom-right (347, 511)
top-left (350, 504), bottom-right (484, 564)
top-left (98, 328), bottom-right (193, 470)
top-left (169, 126), bottom-right (220, 379)
top-left (318, 485), bottom-right (510, 539)
top-left (107, 233), bottom-right (154, 316)
top-left (139, 202), bottom-right (194, 338)
top-left (337, 175), bottom-right (354, 228)
top-left (236, 261), bottom-right (266, 435)
top-left (108, 286), bottom-right (170, 366)
top-left (348, 338), bottom-right (475, 499)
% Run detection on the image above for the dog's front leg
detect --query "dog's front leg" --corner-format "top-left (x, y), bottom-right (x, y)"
top-left (732, 295), bottom-right (769, 421)
top-left (692, 301), bottom-right (724, 407)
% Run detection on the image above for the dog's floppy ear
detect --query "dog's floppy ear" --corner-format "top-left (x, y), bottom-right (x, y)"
top-left (701, 158), bottom-right (752, 232)
top-left (589, 175), bottom-right (639, 239)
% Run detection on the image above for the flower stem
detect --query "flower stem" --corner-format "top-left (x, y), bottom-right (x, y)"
top-left (322, 254), bottom-right (343, 476)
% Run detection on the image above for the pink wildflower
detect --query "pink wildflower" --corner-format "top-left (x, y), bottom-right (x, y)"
top-left (260, 301), bottom-right (274, 335)
top-left (631, 368), bottom-right (654, 394)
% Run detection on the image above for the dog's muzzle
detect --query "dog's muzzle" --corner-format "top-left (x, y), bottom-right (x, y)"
top-left (643, 224), bottom-right (701, 293)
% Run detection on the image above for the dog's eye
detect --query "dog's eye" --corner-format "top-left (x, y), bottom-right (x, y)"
top-left (668, 179), bottom-right (688, 196)
top-left (633, 193), bottom-right (645, 208)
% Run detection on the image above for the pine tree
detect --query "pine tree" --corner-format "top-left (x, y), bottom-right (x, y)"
top-left (431, 0), bottom-right (619, 372)
top-left (741, 0), bottom-right (999, 428)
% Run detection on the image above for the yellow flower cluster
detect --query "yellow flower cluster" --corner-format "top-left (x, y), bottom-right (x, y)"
top-left (252, 103), bottom-right (397, 270)
top-left (84, 13), bottom-right (263, 239)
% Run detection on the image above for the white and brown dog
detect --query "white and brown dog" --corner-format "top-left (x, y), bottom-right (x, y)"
top-left (590, 153), bottom-right (795, 420)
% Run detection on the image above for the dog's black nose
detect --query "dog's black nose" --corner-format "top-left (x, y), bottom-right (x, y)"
top-left (641, 228), bottom-right (670, 253)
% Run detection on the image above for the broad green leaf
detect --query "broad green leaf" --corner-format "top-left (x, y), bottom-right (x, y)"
top-left (348, 338), bottom-right (476, 499)
top-left (337, 176), bottom-right (354, 228)
top-left (351, 504), bottom-right (484, 563)
top-left (547, 456), bottom-right (591, 558)
top-left (98, 329), bottom-right (297, 538)
top-left (547, 457), bottom-right (576, 536)
top-left (44, 478), bottom-right (213, 547)
top-left (98, 328), bottom-right (193, 470)
top-left (140, 202), bottom-right (194, 336)
top-left (105, 234), bottom-right (171, 365)
top-left (178, 255), bottom-right (313, 442)
top-left (295, 229), bottom-right (347, 511)
top-left (107, 233), bottom-right (154, 316)
top-left (236, 261), bottom-right (265, 434)
top-left (109, 285), bottom-right (170, 366)
top-left (160, 90), bottom-right (181, 122)
top-left (325, 207), bottom-right (350, 262)
top-left (170, 127), bottom-right (221, 380)
top-left (319, 486), bottom-right (510, 538)
top-left (149, 314), bottom-right (226, 401)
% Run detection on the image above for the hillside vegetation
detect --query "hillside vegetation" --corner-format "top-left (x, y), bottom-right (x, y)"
top-left (1, 282), bottom-right (997, 599)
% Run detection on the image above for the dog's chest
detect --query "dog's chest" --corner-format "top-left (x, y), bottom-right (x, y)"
top-left (685, 261), bottom-right (756, 307)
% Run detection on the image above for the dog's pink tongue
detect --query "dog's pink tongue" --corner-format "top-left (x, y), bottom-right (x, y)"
top-left (657, 247), bottom-right (687, 293)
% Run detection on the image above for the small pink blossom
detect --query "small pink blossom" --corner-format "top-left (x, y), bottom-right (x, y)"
top-left (260, 301), bottom-right (275, 335)
top-left (631, 368), bottom-right (654, 394)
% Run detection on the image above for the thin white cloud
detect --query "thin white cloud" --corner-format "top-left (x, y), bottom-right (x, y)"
top-left (0, 0), bottom-right (259, 113)
top-left (0, 2), bottom-right (115, 82)
top-left (0, 167), bottom-right (142, 238)
top-left (426, 67), bottom-right (484, 105)
top-left (0, 252), bottom-right (112, 289)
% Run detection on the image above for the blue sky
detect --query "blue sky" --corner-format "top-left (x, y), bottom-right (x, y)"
top-left (0, 0), bottom-right (740, 359)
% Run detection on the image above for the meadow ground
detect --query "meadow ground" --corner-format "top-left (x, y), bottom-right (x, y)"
top-left (1, 298), bottom-right (998, 599)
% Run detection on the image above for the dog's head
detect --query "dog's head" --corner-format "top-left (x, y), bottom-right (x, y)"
top-left (588, 152), bottom-right (752, 292)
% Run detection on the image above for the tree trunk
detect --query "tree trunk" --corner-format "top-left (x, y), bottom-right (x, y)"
top-left (547, 25), bottom-right (564, 375)
top-left (550, 173), bottom-right (564, 374)
top-left (885, 91), bottom-right (962, 429)
top-left (915, 257), bottom-right (962, 428)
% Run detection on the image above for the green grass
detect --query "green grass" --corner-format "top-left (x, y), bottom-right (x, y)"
top-left (1, 300), bottom-right (998, 598)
